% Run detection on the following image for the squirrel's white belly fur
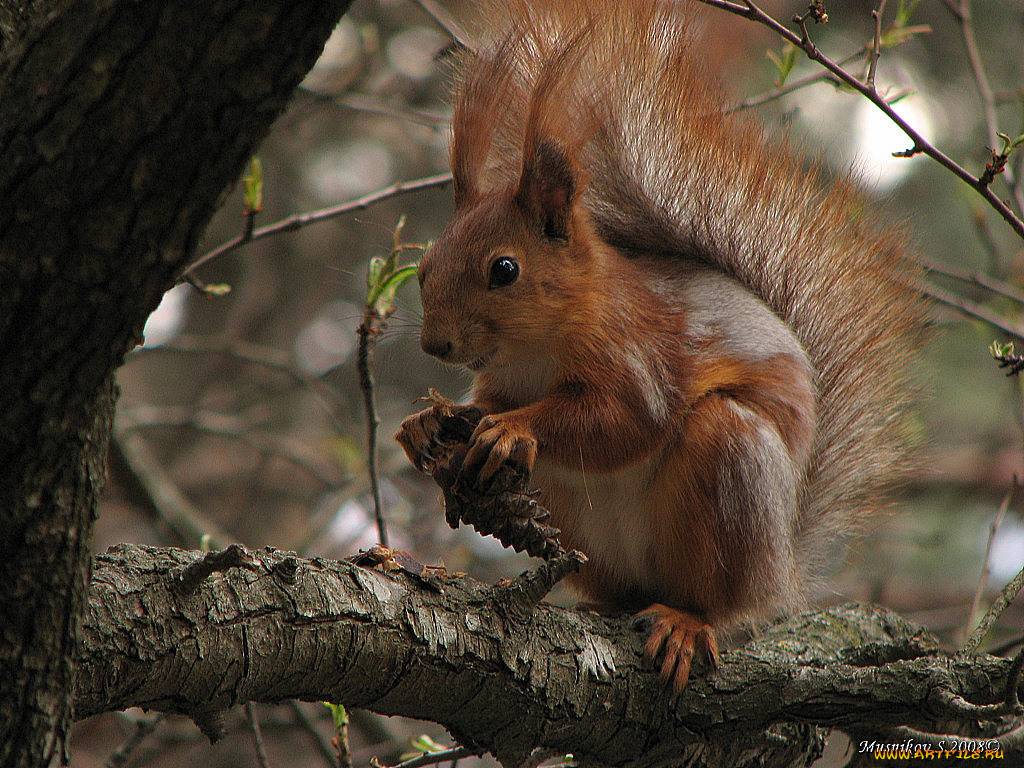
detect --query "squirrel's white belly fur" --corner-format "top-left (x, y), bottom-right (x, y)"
top-left (533, 453), bottom-right (666, 598)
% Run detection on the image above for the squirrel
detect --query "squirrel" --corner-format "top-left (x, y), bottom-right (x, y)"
top-left (396, 0), bottom-right (922, 690)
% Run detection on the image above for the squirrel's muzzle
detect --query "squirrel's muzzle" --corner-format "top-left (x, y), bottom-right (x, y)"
top-left (420, 328), bottom-right (454, 361)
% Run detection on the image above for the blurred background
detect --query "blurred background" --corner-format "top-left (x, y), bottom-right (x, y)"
top-left (73, 0), bottom-right (1024, 766)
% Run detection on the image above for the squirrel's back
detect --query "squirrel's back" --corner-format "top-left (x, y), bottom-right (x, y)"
top-left (452, 0), bottom-right (923, 583)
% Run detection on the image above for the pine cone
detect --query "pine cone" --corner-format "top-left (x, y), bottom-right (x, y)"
top-left (417, 390), bottom-right (563, 560)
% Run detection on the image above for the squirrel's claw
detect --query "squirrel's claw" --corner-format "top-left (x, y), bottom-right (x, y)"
top-left (394, 406), bottom-right (444, 472)
top-left (633, 604), bottom-right (719, 693)
top-left (464, 414), bottom-right (537, 485)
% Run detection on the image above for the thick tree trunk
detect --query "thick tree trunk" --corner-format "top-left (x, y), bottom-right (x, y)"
top-left (2, 4), bottom-right (1021, 768)
top-left (74, 545), bottom-right (1022, 768)
top-left (0, 3), bottom-right (350, 766)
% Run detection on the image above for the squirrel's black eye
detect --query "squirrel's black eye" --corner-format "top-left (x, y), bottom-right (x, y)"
top-left (488, 256), bottom-right (520, 288)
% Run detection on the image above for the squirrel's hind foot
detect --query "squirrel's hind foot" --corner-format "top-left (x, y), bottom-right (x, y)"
top-left (632, 604), bottom-right (719, 693)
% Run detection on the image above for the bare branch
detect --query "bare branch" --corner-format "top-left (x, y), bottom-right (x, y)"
top-left (245, 703), bottom-right (273, 768)
top-left (103, 713), bottom-right (167, 768)
top-left (964, 482), bottom-right (1016, 645)
top-left (76, 545), bottom-right (1024, 768)
top-left (922, 282), bottom-right (1024, 342)
top-left (866, 0), bottom-right (886, 90)
top-left (941, 0), bottom-right (1024, 213)
top-left (384, 746), bottom-right (475, 768)
top-left (964, 562), bottom-right (1024, 654)
top-left (411, 0), bottom-right (471, 50)
top-left (697, 0), bottom-right (1024, 240)
top-left (117, 405), bottom-right (343, 487)
top-left (179, 173), bottom-right (452, 282)
top-left (924, 259), bottom-right (1024, 307)
top-left (109, 430), bottom-right (235, 548)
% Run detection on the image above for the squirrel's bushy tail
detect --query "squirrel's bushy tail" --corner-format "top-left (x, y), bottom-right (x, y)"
top-left (454, 0), bottom-right (924, 589)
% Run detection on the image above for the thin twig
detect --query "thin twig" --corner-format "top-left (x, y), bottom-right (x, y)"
top-left (964, 481), bottom-right (1016, 645)
top-left (110, 430), bottom-right (233, 547)
top-left (942, 0), bottom-right (1024, 215)
top-left (242, 207), bottom-right (258, 242)
top-left (412, 0), bottom-right (471, 50)
top-left (105, 713), bottom-right (167, 768)
top-left (965, 562), bottom-right (1024, 653)
top-left (129, 333), bottom-right (347, 432)
top-left (357, 319), bottom-right (388, 547)
top-left (118, 404), bottom-right (342, 487)
top-left (179, 173), bottom-right (452, 282)
top-left (356, 225), bottom-right (420, 548)
top-left (246, 702), bottom-right (273, 768)
top-left (728, 68), bottom-right (837, 113)
top-left (922, 281), bottom-right (1024, 342)
top-left (950, 0), bottom-right (997, 147)
top-left (378, 746), bottom-right (475, 768)
top-left (696, 0), bottom-right (1024, 240)
top-left (923, 259), bottom-right (1024, 307)
top-left (288, 702), bottom-right (340, 768)
top-left (336, 93), bottom-right (449, 127)
top-left (866, 0), bottom-right (886, 90)
top-left (727, 49), bottom-right (863, 113)
top-left (332, 706), bottom-right (353, 768)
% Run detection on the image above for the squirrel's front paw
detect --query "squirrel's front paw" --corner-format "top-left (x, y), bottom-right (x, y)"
top-left (396, 400), bottom-right (485, 473)
top-left (463, 414), bottom-right (537, 485)
top-left (394, 406), bottom-right (446, 472)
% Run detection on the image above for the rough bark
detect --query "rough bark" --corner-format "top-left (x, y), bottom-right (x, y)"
top-left (75, 544), bottom-right (1022, 768)
top-left (0, 3), bottom-right (350, 766)
top-left (2, 3), bottom-right (1020, 768)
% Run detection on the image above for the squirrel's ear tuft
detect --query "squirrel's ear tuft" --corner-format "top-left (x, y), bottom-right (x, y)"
top-left (516, 139), bottom-right (577, 241)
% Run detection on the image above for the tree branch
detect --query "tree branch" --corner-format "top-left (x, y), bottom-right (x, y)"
top-left (76, 545), bottom-right (1023, 768)
top-left (696, 0), bottom-right (1024, 241)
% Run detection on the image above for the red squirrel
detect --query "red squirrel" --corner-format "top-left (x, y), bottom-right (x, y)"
top-left (396, 0), bottom-right (921, 690)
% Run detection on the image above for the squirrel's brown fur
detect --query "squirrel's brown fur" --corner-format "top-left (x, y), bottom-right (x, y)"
top-left (398, 0), bottom-right (923, 690)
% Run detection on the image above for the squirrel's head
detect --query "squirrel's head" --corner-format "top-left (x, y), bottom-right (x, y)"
top-left (418, 138), bottom-right (594, 378)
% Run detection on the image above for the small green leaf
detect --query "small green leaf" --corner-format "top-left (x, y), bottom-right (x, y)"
top-left (884, 89), bottom-right (913, 106)
top-left (201, 282), bottom-right (232, 297)
top-left (894, 0), bottom-right (921, 28)
top-left (399, 734), bottom-right (445, 760)
top-left (414, 734), bottom-right (444, 752)
top-left (991, 340), bottom-right (1015, 358)
top-left (367, 256), bottom-right (386, 291)
top-left (999, 132), bottom-right (1024, 154)
top-left (365, 217), bottom-right (422, 318)
top-left (374, 263), bottom-right (419, 316)
top-left (322, 702), bottom-right (348, 731)
top-left (880, 23), bottom-right (931, 49)
top-left (380, 248), bottom-right (398, 288)
top-left (243, 156), bottom-right (263, 213)
top-left (766, 42), bottom-right (798, 86)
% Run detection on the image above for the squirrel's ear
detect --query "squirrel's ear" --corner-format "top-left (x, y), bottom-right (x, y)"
top-left (516, 139), bottom-right (577, 240)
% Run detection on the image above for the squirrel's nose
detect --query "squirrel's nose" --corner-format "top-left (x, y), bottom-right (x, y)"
top-left (421, 334), bottom-right (453, 360)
